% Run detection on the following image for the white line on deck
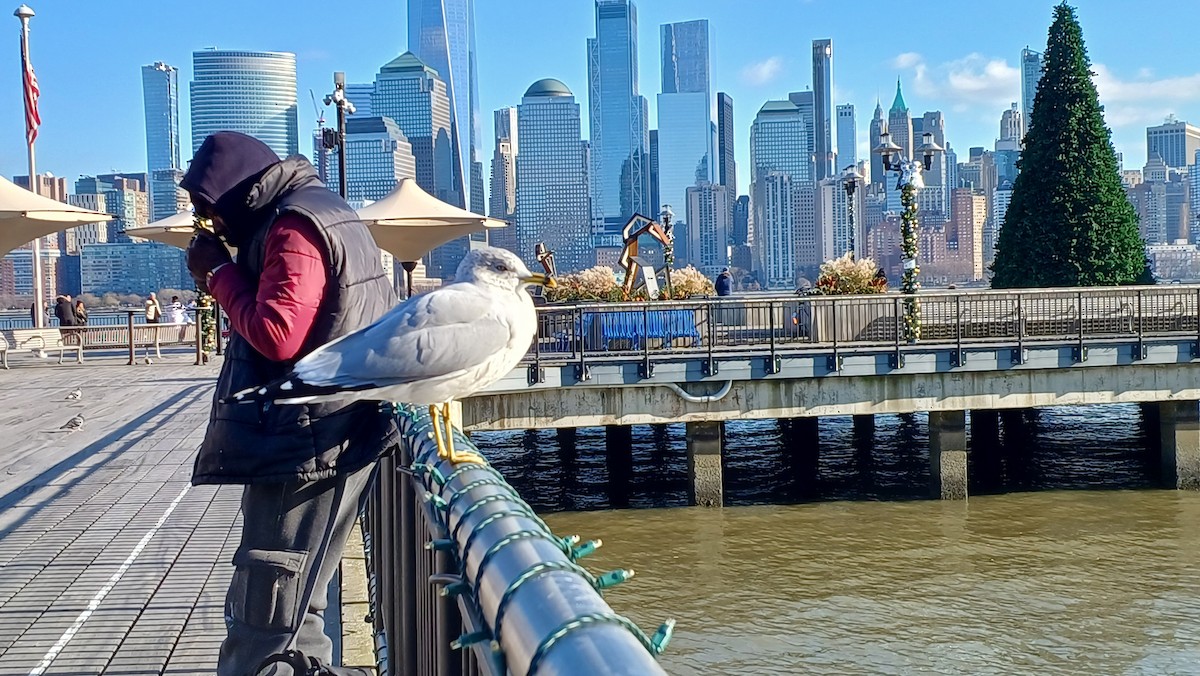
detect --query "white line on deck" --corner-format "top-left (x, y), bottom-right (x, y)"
top-left (27, 484), bottom-right (192, 676)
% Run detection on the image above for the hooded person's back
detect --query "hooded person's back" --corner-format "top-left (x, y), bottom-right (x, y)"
top-left (54, 296), bottom-right (78, 327)
top-left (180, 131), bottom-right (398, 485)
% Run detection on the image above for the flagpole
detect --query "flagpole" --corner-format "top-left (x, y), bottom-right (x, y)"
top-left (15, 4), bottom-right (42, 328)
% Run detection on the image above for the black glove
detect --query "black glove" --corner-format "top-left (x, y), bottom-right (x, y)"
top-left (187, 232), bottom-right (232, 292)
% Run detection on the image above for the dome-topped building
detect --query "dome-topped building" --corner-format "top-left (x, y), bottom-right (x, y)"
top-left (523, 78), bottom-right (573, 98)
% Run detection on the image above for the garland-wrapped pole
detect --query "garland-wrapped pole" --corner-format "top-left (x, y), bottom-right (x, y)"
top-left (899, 179), bottom-right (921, 342)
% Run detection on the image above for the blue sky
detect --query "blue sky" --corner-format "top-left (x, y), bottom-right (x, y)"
top-left (0, 1), bottom-right (1195, 197)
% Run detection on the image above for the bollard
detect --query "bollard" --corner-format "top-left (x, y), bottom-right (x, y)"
top-left (125, 309), bottom-right (137, 366)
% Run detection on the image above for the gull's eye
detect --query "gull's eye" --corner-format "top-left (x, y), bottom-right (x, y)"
top-left (495, 263), bottom-right (509, 272)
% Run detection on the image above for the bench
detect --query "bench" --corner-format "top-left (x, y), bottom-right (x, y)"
top-left (0, 328), bottom-right (84, 368)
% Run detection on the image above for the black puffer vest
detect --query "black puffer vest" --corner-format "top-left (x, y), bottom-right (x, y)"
top-left (192, 160), bottom-right (399, 485)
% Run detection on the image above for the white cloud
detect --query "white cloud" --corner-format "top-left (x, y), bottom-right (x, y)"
top-left (1092, 64), bottom-right (1200, 103)
top-left (740, 56), bottom-right (784, 87)
top-left (885, 51), bottom-right (1200, 164)
top-left (891, 52), bottom-right (923, 70)
top-left (891, 52), bottom-right (1019, 108)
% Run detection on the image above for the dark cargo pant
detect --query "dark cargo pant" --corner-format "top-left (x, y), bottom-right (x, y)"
top-left (217, 464), bottom-right (375, 676)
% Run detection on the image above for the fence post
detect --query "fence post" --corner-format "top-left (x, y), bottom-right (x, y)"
top-left (125, 310), bottom-right (136, 366)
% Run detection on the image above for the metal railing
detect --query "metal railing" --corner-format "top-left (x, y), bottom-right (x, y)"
top-left (364, 406), bottom-right (673, 675)
top-left (522, 284), bottom-right (1200, 377)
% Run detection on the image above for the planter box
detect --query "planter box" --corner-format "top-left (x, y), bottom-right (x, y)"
top-left (797, 298), bottom-right (895, 342)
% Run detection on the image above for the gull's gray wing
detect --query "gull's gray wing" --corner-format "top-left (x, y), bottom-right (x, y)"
top-left (290, 284), bottom-right (518, 390)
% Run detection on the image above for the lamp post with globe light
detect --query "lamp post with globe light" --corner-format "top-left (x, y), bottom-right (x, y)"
top-left (872, 130), bottom-right (944, 341)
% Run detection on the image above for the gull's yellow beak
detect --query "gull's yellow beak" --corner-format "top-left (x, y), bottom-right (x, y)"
top-left (521, 272), bottom-right (556, 288)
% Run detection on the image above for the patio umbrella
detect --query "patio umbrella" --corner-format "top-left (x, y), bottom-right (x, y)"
top-left (0, 175), bottom-right (112, 256)
top-left (356, 178), bottom-right (507, 263)
top-left (125, 210), bottom-right (242, 257)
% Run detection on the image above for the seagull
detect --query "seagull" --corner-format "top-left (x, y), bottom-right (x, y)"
top-left (65, 388), bottom-right (82, 400)
top-left (61, 414), bottom-right (84, 431)
top-left (227, 247), bottom-right (555, 465)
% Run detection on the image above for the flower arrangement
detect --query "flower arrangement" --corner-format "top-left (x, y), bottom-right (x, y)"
top-left (812, 253), bottom-right (889, 295)
top-left (545, 265), bottom-right (715, 302)
top-left (660, 266), bottom-right (716, 299)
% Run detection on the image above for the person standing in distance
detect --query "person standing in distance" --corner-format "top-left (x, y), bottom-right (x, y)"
top-left (182, 131), bottom-right (397, 675)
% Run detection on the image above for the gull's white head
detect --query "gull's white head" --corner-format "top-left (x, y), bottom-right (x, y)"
top-left (455, 247), bottom-right (556, 293)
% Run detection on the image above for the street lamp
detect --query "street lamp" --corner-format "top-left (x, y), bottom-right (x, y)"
top-left (840, 164), bottom-right (865, 259)
top-left (660, 204), bottom-right (674, 298)
top-left (873, 130), bottom-right (943, 342)
top-left (323, 71), bottom-right (357, 200)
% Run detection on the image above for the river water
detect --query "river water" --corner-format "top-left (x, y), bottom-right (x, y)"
top-left (477, 404), bottom-right (1200, 674)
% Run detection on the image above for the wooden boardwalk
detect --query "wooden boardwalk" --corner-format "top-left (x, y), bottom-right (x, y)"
top-left (0, 351), bottom-right (239, 675)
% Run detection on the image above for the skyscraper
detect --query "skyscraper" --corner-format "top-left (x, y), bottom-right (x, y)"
top-left (407, 0), bottom-right (480, 214)
top-left (657, 19), bottom-right (712, 241)
top-left (817, 174), bottom-right (865, 260)
top-left (685, 182), bottom-right (731, 275)
top-left (372, 52), bottom-right (460, 277)
top-left (811, 39), bottom-right (834, 180)
top-left (588, 0), bottom-right (650, 231)
top-left (142, 62), bottom-right (183, 222)
top-left (516, 79), bottom-right (592, 273)
top-left (649, 129), bottom-right (660, 219)
top-left (190, 49), bottom-right (299, 158)
top-left (1020, 47), bottom-right (1043, 138)
top-left (326, 116), bottom-right (417, 206)
top-left (786, 90), bottom-right (817, 181)
top-left (750, 100), bottom-right (810, 287)
top-left (1147, 119), bottom-right (1200, 169)
top-left (836, 103), bottom-right (856, 172)
top-left (345, 83), bottom-right (375, 117)
top-left (998, 103), bottom-right (1022, 150)
top-left (661, 19), bottom-right (709, 94)
top-left (915, 110), bottom-right (948, 217)
top-left (869, 100), bottom-right (886, 190)
top-left (887, 79), bottom-right (913, 160)
top-left (489, 107), bottom-right (519, 252)
top-left (715, 93), bottom-right (737, 196)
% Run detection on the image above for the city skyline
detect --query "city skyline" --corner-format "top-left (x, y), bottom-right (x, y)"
top-left (1, 1), bottom-right (1194, 207)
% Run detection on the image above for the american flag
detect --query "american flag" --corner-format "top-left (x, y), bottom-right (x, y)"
top-left (21, 50), bottom-right (41, 146)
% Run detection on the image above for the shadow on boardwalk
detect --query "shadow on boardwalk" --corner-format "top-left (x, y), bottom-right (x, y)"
top-left (0, 355), bottom-right (242, 675)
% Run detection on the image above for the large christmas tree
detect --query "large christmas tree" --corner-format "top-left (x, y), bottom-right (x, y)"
top-left (991, 3), bottom-right (1150, 289)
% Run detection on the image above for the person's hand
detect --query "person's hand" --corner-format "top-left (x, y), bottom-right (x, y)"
top-left (187, 232), bottom-right (231, 292)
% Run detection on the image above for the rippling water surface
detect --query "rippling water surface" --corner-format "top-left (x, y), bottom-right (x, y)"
top-left (475, 404), bottom-right (1200, 674)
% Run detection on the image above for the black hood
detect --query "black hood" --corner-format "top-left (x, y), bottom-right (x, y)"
top-left (181, 132), bottom-right (325, 246)
top-left (180, 132), bottom-right (280, 241)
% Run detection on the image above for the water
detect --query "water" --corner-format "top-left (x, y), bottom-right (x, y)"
top-left (0, 310), bottom-right (142, 330)
top-left (477, 404), bottom-right (1200, 674)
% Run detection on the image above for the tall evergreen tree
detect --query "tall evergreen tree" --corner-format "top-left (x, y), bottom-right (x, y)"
top-left (991, 3), bottom-right (1150, 289)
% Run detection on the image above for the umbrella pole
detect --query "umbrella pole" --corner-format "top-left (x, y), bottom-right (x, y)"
top-left (402, 260), bottom-right (417, 299)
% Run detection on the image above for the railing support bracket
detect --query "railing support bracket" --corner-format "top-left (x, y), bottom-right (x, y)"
top-left (527, 364), bottom-right (545, 385)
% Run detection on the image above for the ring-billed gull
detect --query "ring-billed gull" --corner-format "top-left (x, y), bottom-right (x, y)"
top-left (227, 247), bottom-right (555, 464)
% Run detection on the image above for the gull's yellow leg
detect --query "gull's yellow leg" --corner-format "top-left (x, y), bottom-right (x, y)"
top-left (430, 404), bottom-right (449, 460)
top-left (441, 400), bottom-right (484, 465)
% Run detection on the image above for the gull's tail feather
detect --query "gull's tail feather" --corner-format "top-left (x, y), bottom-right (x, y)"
top-left (222, 372), bottom-right (383, 406)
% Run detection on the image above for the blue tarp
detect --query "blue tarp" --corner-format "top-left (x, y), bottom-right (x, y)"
top-left (582, 309), bottom-right (701, 349)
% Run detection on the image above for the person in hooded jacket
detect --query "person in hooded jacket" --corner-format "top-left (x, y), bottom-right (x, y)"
top-left (182, 131), bottom-right (397, 675)
top-left (53, 295), bottom-right (79, 328)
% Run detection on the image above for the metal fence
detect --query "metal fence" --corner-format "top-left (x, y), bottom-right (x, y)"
top-left (364, 406), bottom-right (673, 676)
top-left (523, 285), bottom-right (1200, 376)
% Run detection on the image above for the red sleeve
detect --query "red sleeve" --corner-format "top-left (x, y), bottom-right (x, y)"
top-left (208, 213), bottom-right (329, 362)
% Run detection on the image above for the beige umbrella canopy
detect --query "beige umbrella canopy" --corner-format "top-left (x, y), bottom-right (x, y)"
top-left (356, 178), bottom-right (507, 262)
top-left (122, 211), bottom-right (195, 250)
top-left (0, 175), bottom-right (112, 256)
